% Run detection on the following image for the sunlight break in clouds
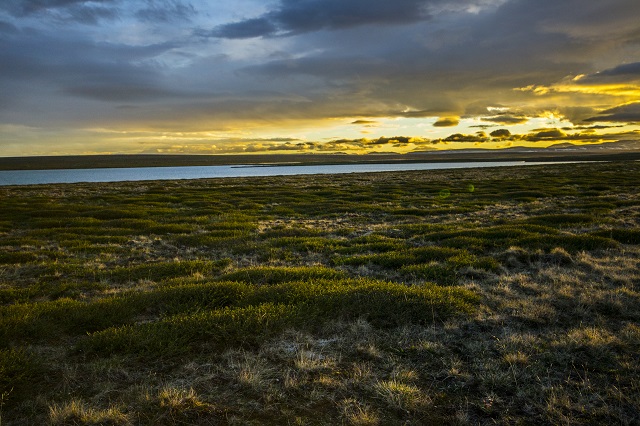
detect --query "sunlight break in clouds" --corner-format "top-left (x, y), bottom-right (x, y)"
top-left (0, 0), bottom-right (639, 156)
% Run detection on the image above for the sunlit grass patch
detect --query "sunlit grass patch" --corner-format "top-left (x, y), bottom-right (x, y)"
top-left (391, 223), bottom-right (459, 239)
top-left (28, 227), bottom-right (137, 238)
top-left (373, 379), bottom-right (427, 412)
top-left (4, 259), bottom-right (233, 292)
top-left (173, 232), bottom-right (254, 249)
top-left (518, 233), bottom-right (618, 252)
top-left (576, 201), bottom-right (616, 214)
top-left (1, 280), bottom-right (248, 345)
top-left (550, 327), bottom-right (623, 373)
top-left (48, 399), bottom-right (130, 426)
top-left (135, 386), bottom-right (221, 424)
top-left (60, 236), bottom-right (130, 247)
top-left (217, 266), bottom-right (348, 284)
top-left (251, 279), bottom-right (479, 327)
top-left (260, 225), bottom-right (326, 239)
top-left (333, 246), bottom-right (470, 268)
top-left (0, 280), bottom-right (105, 304)
top-left (80, 279), bottom-right (477, 358)
top-left (27, 208), bottom-right (82, 219)
top-left (82, 208), bottom-right (147, 220)
top-left (523, 213), bottom-right (597, 226)
top-left (205, 220), bottom-right (257, 233)
top-left (333, 252), bottom-right (415, 268)
top-left (400, 263), bottom-right (458, 285)
top-left (339, 398), bottom-right (380, 426)
top-left (82, 303), bottom-right (300, 357)
top-left (501, 190), bottom-right (550, 200)
top-left (502, 351), bottom-right (529, 366)
top-left (98, 259), bottom-right (232, 283)
top-left (1, 297), bottom-right (142, 344)
top-left (144, 223), bottom-right (194, 235)
top-left (438, 235), bottom-right (486, 251)
top-left (593, 228), bottom-right (640, 244)
top-left (0, 251), bottom-right (39, 264)
top-left (335, 245), bottom-right (500, 284)
top-left (269, 236), bottom-right (343, 253)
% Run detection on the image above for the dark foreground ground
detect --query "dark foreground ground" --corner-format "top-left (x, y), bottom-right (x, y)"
top-left (0, 161), bottom-right (639, 424)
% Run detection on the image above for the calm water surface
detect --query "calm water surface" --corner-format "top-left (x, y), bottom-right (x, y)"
top-left (0, 161), bottom-right (564, 186)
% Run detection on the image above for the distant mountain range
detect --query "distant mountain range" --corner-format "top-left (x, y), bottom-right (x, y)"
top-left (546, 140), bottom-right (640, 151)
top-left (420, 140), bottom-right (640, 156)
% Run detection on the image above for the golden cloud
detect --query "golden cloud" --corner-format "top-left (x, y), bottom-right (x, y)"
top-left (433, 116), bottom-right (460, 127)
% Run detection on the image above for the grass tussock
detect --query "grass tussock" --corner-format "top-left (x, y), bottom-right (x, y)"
top-left (216, 265), bottom-right (348, 284)
top-left (49, 400), bottom-right (130, 426)
top-left (1, 160), bottom-right (639, 424)
top-left (81, 279), bottom-right (476, 359)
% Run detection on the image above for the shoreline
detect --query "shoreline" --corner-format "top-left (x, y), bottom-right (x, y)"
top-left (0, 160), bottom-right (587, 187)
top-left (0, 150), bottom-right (639, 171)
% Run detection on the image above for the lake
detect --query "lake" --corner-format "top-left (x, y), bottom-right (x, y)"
top-left (0, 161), bottom-right (566, 186)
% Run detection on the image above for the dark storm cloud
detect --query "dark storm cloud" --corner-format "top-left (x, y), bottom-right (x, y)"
top-left (568, 61), bottom-right (640, 88)
top-left (585, 102), bottom-right (640, 123)
top-left (400, 109), bottom-right (455, 118)
top-left (63, 4), bottom-right (118, 24)
top-left (483, 129), bottom-right (624, 144)
top-left (490, 129), bottom-right (510, 138)
top-left (555, 106), bottom-right (600, 124)
top-left (58, 63), bottom-right (183, 102)
top-left (2, 0), bottom-right (196, 24)
top-left (0, 31), bottom-right (179, 82)
top-left (239, 54), bottom-right (386, 82)
top-left (467, 0), bottom-right (640, 78)
top-left (0, 24), bottom-right (186, 118)
top-left (598, 62), bottom-right (640, 77)
top-left (0, 20), bottom-right (18, 33)
top-left (564, 124), bottom-right (624, 131)
top-left (481, 115), bottom-right (529, 125)
top-left (269, 0), bottom-right (431, 34)
top-left (135, 0), bottom-right (195, 23)
top-left (1, 0), bottom-right (119, 23)
top-left (1, 0), bottom-right (109, 15)
top-left (236, 0), bottom-right (640, 120)
top-left (3, 0), bottom-right (640, 153)
top-left (531, 129), bottom-right (566, 139)
top-left (442, 133), bottom-right (489, 143)
top-left (208, 18), bottom-right (277, 39)
top-left (489, 0), bottom-right (640, 44)
top-left (211, 0), bottom-right (433, 39)
top-left (351, 120), bottom-right (378, 125)
top-left (63, 85), bottom-right (175, 102)
top-left (517, 129), bottom-right (623, 143)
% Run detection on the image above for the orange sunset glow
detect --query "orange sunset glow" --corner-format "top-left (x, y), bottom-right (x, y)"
top-left (1, 0), bottom-right (639, 156)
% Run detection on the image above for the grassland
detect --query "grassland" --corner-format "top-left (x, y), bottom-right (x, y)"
top-left (0, 161), bottom-right (639, 424)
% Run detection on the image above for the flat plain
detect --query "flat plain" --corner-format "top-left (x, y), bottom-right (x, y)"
top-left (1, 161), bottom-right (639, 424)
top-left (2, 151), bottom-right (640, 170)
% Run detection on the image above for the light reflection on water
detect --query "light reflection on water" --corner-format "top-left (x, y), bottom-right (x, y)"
top-left (0, 161), bottom-right (569, 186)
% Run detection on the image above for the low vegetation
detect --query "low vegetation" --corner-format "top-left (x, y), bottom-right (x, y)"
top-left (0, 161), bottom-right (639, 424)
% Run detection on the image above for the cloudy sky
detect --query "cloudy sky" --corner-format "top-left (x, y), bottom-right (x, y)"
top-left (1, 0), bottom-right (639, 156)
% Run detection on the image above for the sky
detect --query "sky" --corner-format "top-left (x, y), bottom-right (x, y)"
top-left (1, 0), bottom-right (640, 156)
